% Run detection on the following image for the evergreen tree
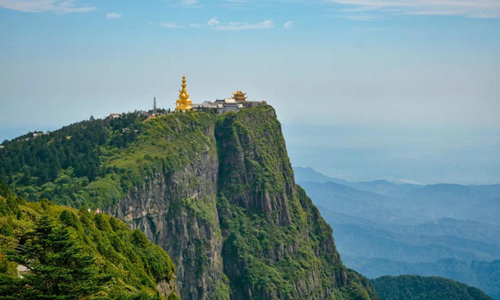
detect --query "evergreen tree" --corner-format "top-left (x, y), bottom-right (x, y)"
top-left (0, 215), bottom-right (111, 299)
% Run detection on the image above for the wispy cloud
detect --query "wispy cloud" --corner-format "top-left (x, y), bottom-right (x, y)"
top-left (207, 17), bottom-right (220, 26)
top-left (106, 13), bottom-right (121, 19)
top-left (161, 22), bottom-right (184, 28)
top-left (211, 19), bottom-right (275, 31)
top-left (169, 0), bottom-right (200, 8)
top-left (180, 0), bottom-right (197, 5)
top-left (0, 0), bottom-right (97, 13)
top-left (157, 17), bottom-right (276, 31)
top-left (328, 0), bottom-right (500, 18)
top-left (283, 21), bottom-right (293, 29)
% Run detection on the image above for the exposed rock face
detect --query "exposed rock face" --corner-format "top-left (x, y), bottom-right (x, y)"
top-left (109, 122), bottom-right (224, 300)
top-left (109, 106), bottom-right (380, 300)
top-left (157, 274), bottom-right (179, 299)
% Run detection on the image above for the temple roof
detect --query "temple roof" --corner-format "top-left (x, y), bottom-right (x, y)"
top-left (233, 90), bottom-right (246, 96)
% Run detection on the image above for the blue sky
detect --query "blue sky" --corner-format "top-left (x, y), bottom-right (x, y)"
top-left (1, 0), bottom-right (499, 183)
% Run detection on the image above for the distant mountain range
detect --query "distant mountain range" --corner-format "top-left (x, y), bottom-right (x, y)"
top-left (295, 167), bottom-right (500, 299)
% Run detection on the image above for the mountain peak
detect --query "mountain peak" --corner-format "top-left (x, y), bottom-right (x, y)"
top-left (0, 105), bottom-right (380, 299)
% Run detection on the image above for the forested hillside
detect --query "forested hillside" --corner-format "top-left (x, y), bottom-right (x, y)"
top-left (371, 275), bottom-right (493, 300)
top-left (0, 110), bottom-right (206, 208)
top-left (0, 184), bottom-right (180, 299)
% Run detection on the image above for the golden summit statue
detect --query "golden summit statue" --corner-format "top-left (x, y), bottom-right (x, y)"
top-left (175, 75), bottom-right (193, 111)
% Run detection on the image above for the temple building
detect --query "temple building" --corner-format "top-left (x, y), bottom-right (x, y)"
top-left (175, 76), bottom-right (193, 111)
top-left (172, 76), bottom-right (265, 114)
top-left (233, 91), bottom-right (247, 102)
top-left (173, 75), bottom-right (266, 113)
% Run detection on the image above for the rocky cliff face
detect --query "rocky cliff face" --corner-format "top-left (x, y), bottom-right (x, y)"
top-left (109, 106), bottom-right (380, 300)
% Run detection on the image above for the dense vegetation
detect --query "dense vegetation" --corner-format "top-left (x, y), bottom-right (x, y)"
top-left (0, 113), bottom-right (146, 185)
top-left (0, 111), bottom-right (216, 209)
top-left (371, 275), bottom-right (493, 300)
top-left (0, 184), bottom-right (179, 299)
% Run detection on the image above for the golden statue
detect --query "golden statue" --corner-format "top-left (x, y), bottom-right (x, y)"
top-left (233, 90), bottom-right (247, 102)
top-left (175, 75), bottom-right (193, 111)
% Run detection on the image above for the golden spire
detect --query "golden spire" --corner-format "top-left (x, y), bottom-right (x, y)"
top-left (175, 75), bottom-right (193, 111)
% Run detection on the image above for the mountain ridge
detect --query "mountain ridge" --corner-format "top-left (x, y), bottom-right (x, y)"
top-left (0, 106), bottom-right (380, 299)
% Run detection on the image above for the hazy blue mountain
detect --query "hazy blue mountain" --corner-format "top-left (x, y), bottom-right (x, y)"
top-left (349, 180), bottom-right (420, 196)
top-left (293, 166), bottom-right (420, 195)
top-left (296, 167), bottom-right (500, 299)
top-left (389, 184), bottom-right (500, 225)
top-left (320, 207), bottom-right (500, 263)
top-left (298, 170), bottom-right (500, 225)
top-left (351, 258), bottom-right (500, 300)
top-left (390, 218), bottom-right (500, 247)
top-left (293, 166), bottom-right (349, 184)
top-left (299, 181), bottom-right (411, 224)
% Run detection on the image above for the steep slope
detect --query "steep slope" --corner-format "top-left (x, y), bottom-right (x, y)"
top-left (371, 275), bottom-right (493, 300)
top-left (0, 185), bottom-right (180, 299)
top-left (108, 106), bottom-right (380, 299)
top-left (1, 105), bottom-right (380, 299)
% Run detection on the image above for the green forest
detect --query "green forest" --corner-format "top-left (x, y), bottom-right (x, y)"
top-left (0, 184), bottom-right (180, 299)
top-left (371, 275), bottom-right (493, 300)
top-left (0, 110), bottom-right (217, 209)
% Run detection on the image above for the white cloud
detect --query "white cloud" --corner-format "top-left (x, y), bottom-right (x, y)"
top-left (212, 20), bottom-right (275, 31)
top-left (168, 0), bottom-right (200, 8)
top-left (207, 17), bottom-right (220, 26)
top-left (283, 21), bottom-right (293, 29)
top-left (106, 13), bottom-right (121, 19)
top-left (179, 0), bottom-right (197, 6)
top-left (0, 0), bottom-right (97, 13)
top-left (161, 22), bottom-right (184, 29)
top-left (328, 0), bottom-right (500, 18)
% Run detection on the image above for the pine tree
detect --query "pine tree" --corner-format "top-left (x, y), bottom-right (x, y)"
top-left (0, 215), bottom-right (111, 299)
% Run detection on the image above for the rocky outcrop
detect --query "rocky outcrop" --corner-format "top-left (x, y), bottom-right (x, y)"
top-left (108, 106), bottom-right (380, 300)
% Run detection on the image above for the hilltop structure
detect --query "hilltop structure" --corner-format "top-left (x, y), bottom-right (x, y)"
top-left (175, 76), bottom-right (193, 111)
top-left (232, 90), bottom-right (247, 102)
top-left (174, 75), bottom-right (266, 113)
